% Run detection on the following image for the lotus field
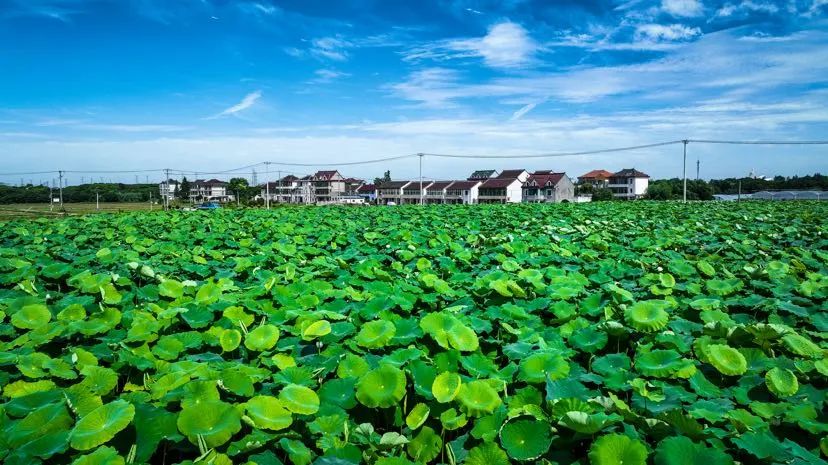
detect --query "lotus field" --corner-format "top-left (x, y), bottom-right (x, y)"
top-left (0, 202), bottom-right (826, 465)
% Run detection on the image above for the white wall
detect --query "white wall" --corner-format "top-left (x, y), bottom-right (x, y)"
top-left (463, 184), bottom-right (480, 204)
top-left (505, 180), bottom-right (523, 203)
top-left (633, 178), bottom-right (649, 196)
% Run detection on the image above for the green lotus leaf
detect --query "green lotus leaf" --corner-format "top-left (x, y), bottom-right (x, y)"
top-left (79, 365), bottom-right (118, 396)
top-left (499, 418), bottom-right (551, 461)
top-left (70, 400), bottom-right (135, 451)
top-left (420, 312), bottom-right (478, 352)
top-left (465, 442), bottom-right (511, 465)
top-left (280, 437), bottom-right (313, 465)
top-left (11, 303), bottom-right (51, 329)
top-left (636, 349), bottom-right (683, 377)
top-left (337, 353), bottom-right (370, 379)
top-left (658, 273), bottom-right (676, 288)
top-left (406, 403), bottom-right (429, 430)
top-left (177, 400), bottom-right (242, 448)
top-left (220, 328), bottom-right (242, 352)
top-left (356, 320), bottom-right (396, 348)
top-left (654, 436), bottom-right (734, 465)
top-left (815, 358), bottom-right (828, 376)
top-left (781, 333), bottom-right (822, 359)
top-left (439, 408), bottom-right (468, 431)
top-left (457, 380), bottom-right (502, 417)
top-left (625, 301), bottom-right (669, 332)
top-left (697, 261), bottom-right (715, 277)
top-left (705, 344), bottom-right (747, 376)
top-left (244, 324), bottom-right (280, 351)
top-left (407, 426), bottom-right (442, 463)
top-left (356, 365), bottom-right (406, 408)
top-left (764, 367), bottom-right (798, 397)
top-left (3, 379), bottom-right (57, 398)
top-left (569, 326), bottom-right (608, 353)
top-left (279, 384), bottom-right (320, 415)
top-left (588, 433), bottom-right (648, 465)
top-left (302, 320), bottom-right (332, 341)
top-left (245, 396), bottom-right (293, 430)
top-left (6, 401), bottom-right (72, 457)
top-left (559, 411), bottom-right (621, 435)
top-left (71, 446), bottom-right (124, 465)
top-left (432, 372), bottom-right (462, 403)
top-left (158, 279), bottom-right (184, 299)
top-left (518, 352), bottom-right (570, 384)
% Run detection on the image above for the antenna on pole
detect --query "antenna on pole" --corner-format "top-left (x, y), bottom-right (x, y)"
top-left (682, 140), bottom-right (688, 203)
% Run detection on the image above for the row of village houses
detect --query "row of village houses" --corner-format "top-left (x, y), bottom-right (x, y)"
top-left (159, 168), bottom-right (650, 204)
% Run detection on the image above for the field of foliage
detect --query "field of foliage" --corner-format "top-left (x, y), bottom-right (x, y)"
top-left (0, 202), bottom-right (825, 465)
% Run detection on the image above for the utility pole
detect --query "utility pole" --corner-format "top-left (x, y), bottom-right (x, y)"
top-left (696, 158), bottom-right (700, 181)
top-left (737, 180), bottom-right (741, 202)
top-left (164, 168), bottom-right (170, 210)
top-left (264, 162), bottom-right (271, 209)
top-left (58, 170), bottom-right (64, 209)
top-left (682, 140), bottom-right (688, 203)
top-left (49, 181), bottom-right (53, 212)
top-left (96, 192), bottom-right (100, 210)
top-left (418, 153), bottom-right (424, 205)
top-left (277, 170), bottom-right (282, 204)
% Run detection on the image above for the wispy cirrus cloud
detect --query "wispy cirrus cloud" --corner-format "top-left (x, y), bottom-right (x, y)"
top-left (206, 91), bottom-right (262, 119)
top-left (634, 23), bottom-right (701, 41)
top-left (308, 69), bottom-right (351, 84)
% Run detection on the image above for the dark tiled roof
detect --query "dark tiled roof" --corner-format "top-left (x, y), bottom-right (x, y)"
top-left (480, 178), bottom-right (518, 188)
top-left (496, 169), bottom-right (526, 179)
top-left (281, 175), bottom-right (298, 182)
top-left (427, 181), bottom-right (454, 190)
top-left (579, 169), bottom-right (614, 179)
top-left (356, 184), bottom-right (376, 193)
top-left (612, 168), bottom-right (650, 178)
top-left (343, 177), bottom-right (363, 183)
top-left (468, 169), bottom-right (497, 180)
top-left (314, 170), bottom-right (340, 180)
top-left (378, 181), bottom-right (411, 189)
top-left (448, 180), bottom-right (480, 189)
top-left (160, 179), bottom-right (179, 185)
top-left (524, 172), bottom-right (566, 187)
top-left (194, 178), bottom-right (227, 187)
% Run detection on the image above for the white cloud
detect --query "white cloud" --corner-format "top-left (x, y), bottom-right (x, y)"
top-left (715, 1), bottom-right (779, 18)
top-left (73, 124), bottom-right (192, 132)
top-left (310, 36), bottom-right (351, 61)
top-left (635, 24), bottom-right (701, 41)
top-left (309, 69), bottom-right (351, 84)
top-left (662, 0), bottom-right (704, 17)
top-left (206, 91), bottom-right (262, 119)
top-left (403, 21), bottom-right (539, 69)
top-left (510, 102), bottom-right (539, 121)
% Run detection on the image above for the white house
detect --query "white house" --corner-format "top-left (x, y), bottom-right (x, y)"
top-left (377, 181), bottom-right (410, 205)
top-left (159, 179), bottom-right (179, 201)
top-left (401, 181), bottom-right (433, 204)
top-left (191, 179), bottom-right (232, 202)
top-left (312, 170), bottom-right (346, 202)
top-left (445, 180), bottom-right (480, 204)
top-left (425, 181), bottom-right (454, 204)
top-left (608, 168), bottom-right (650, 200)
top-left (522, 171), bottom-right (576, 203)
top-left (477, 169), bottom-right (529, 203)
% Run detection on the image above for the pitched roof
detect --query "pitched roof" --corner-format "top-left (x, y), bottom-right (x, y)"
top-left (194, 178), bottom-right (227, 187)
top-left (524, 172), bottom-right (566, 187)
top-left (579, 169), bottom-right (614, 179)
top-left (281, 174), bottom-right (298, 182)
top-left (612, 168), bottom-right (650, 178)
top-left (496, 169), bottom-right (527, 179)
top-left (356, 184), bottom-right (376, 193)
top-left (160, 179), bottom-right (179, 185)
top-left (468, 169), bottom-right (497, 180)
top-left (342, 177), bottom-right (363, 183)
top-left (377, 181), bottom-right (411, 189)
top-left (314, 170), bottom-right (340, 180)
top-left (480, 178), bottom-right (519, 189)
top-left (426, 181), bottom-right (454, 190)
top-left (448, 180), bottom-right (480, 189)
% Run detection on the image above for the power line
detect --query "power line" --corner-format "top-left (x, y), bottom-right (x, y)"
top-left (687, 139), bottom-right (828, 145)
top-left (259, 154), bottom-right (417, 167)
top-left (423, 140), bottom-right (685, 159)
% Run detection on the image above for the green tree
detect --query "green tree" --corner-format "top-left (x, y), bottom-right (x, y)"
top-left (228, 178), bottom-right (252, 204)
top-left (592, 188), bottom-right (614, 201)
top-left (178, 177), bottom-right (191, 200)
top-left (373, 170), bottom-right (391, 186)
top-left (645, 182), bottom-right (673, 200)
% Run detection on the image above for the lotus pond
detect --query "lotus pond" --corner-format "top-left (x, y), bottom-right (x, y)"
top-left (0, 202), bottom-right (826, 465)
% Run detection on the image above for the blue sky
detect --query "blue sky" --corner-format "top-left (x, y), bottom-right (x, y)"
top-left (1, 0), bottom-right (827, 183)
